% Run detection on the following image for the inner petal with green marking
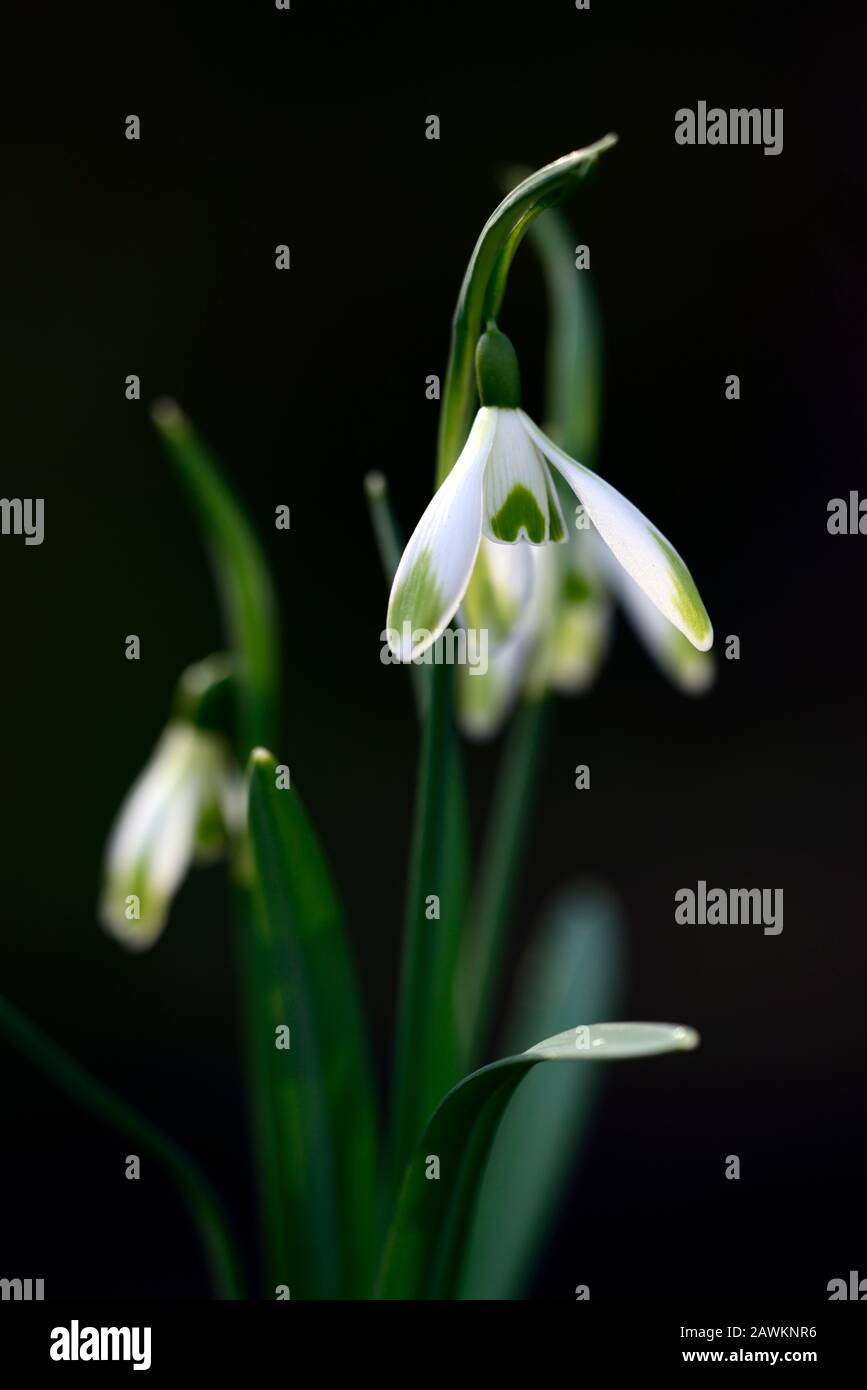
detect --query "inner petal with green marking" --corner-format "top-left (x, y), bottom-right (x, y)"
top-left (482, 409), bottom-right (567, 545)
top-left (489, 484), bottom-right (546, 542)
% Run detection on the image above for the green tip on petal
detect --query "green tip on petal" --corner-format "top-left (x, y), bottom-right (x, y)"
top-left (387, 549), bottom-right (445, 656)
top-left (476, 327), bottom-right (521, 408)
top-left (99, 879), bottom-right (171, 952)
top-left (653, 535), bottom-right (713, 651)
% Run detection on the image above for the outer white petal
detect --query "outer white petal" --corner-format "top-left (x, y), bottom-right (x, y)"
top-left (100, 723), bottom-right (217, 950)
top-left (482, 409), bottom-right (567, 545)
top-left (103, 725), bottom-right (199, 873)
top-left (593, 532), bottom-right (715, 694)
top-left (386, 409), bottom-right (496, 661)
top-left (520, 411), bottom-right (713, 652)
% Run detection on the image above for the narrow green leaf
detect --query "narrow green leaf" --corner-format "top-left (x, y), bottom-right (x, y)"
top-left (246, 750), bottom-right (379, 1298)
top-left (0, 994), bottom-right (245, 1299)
top-left (151, 399), bottom-right (281, 757)
top-left (436, 135), bottom-right (617, 486)
top-left (458, 884), bottom-right (624, 1299)
top-left (376, 1020), bottom-right (698, 1299)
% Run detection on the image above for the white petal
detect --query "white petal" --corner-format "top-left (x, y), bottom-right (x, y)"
top-left (455, 542), bottom-right (543, 739)
top-left (456, 629), bottom-right (535, 740)
top-left (525, 540), bottom-right (612, 697)
top-left (482, 410), bottom-right (567, 545)
top-left (103, 724), bottom-right (200, 875)
top-left (100, 724), bottom-right (216, 949)
top-left (593, 532), bottom-right (715, 694)
top-left (386, 409), bottom-right (496, 660)
top-left (459, 536), bottom-right (534, 653)
top-left (521, 411), bottom-right (713, 651)
top-left (544, 550), bottom-right (612, 695)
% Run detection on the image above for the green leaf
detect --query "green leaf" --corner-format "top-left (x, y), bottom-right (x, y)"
top-left (151, 399), bottom-right (281, 757)
top-left (246, 750), bottom-right (380, 1298)
top-left (375, 1019), bottom-right (698, 1299)
top-left (0, 994), bottom-right (245, 1299)
top-left (435, 135), bottom-right (617, 486)
top-left (458, 884), bottom-right (624, 1299)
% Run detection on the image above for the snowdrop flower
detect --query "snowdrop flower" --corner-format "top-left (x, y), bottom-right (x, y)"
top-left (99, 720), bottom-right (242, 950)
top-left (457, 532), bottom-right (612, 738)
top-left (386, 326), bottom-right (712, 665)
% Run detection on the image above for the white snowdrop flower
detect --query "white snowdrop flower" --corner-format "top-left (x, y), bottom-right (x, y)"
top-left (100, 721), bottom-right (241, 950)
top-left (386, 327), bottom-right (712, 666)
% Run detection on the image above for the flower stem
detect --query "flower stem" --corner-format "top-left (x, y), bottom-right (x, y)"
top-left (461, 695), bottom-right (552, 1064)
top-left (389, 656), bottom-right (468, 1191)
top-left (0, 993), bottom-right (246, 1299)
top-left (435, 136), bottom-right (616, 485)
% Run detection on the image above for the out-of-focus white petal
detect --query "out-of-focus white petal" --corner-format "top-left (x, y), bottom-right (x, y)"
top-left (459, 535), bottom-right (534, 653)
top-left (526, 538), bottom-right (612, 697)
top-left (99, 723), bottom-right (230, 950)
top-left (456, 636), bottom-right (536, 741)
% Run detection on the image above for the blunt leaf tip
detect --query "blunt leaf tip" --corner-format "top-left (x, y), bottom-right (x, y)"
top-left (150, 396), bottom-right (187, 435)
top-left (364, 471), bottom-right (388, 500)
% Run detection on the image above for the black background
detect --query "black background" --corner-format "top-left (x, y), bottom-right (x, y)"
top-left (1, 0), bottom-right (865, 1300)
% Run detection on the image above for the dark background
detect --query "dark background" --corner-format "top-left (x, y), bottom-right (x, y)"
top-left (1, 0), bottom-right (865, 1300)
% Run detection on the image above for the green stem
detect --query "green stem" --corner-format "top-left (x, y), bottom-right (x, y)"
top-left (366, 474), bottom-right (472, 1210)
top-left (462, 695), bottom-right (552, 1064)
top-left (389, 657), bottom-right (463, 1189)
top-left (435, 135), bottom-right (616, 485)
top-left (0, 994), bottom-right (245, 1299)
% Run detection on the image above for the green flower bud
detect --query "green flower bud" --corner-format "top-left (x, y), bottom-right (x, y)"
top-left (475, 326), bottom-right (521, 408)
